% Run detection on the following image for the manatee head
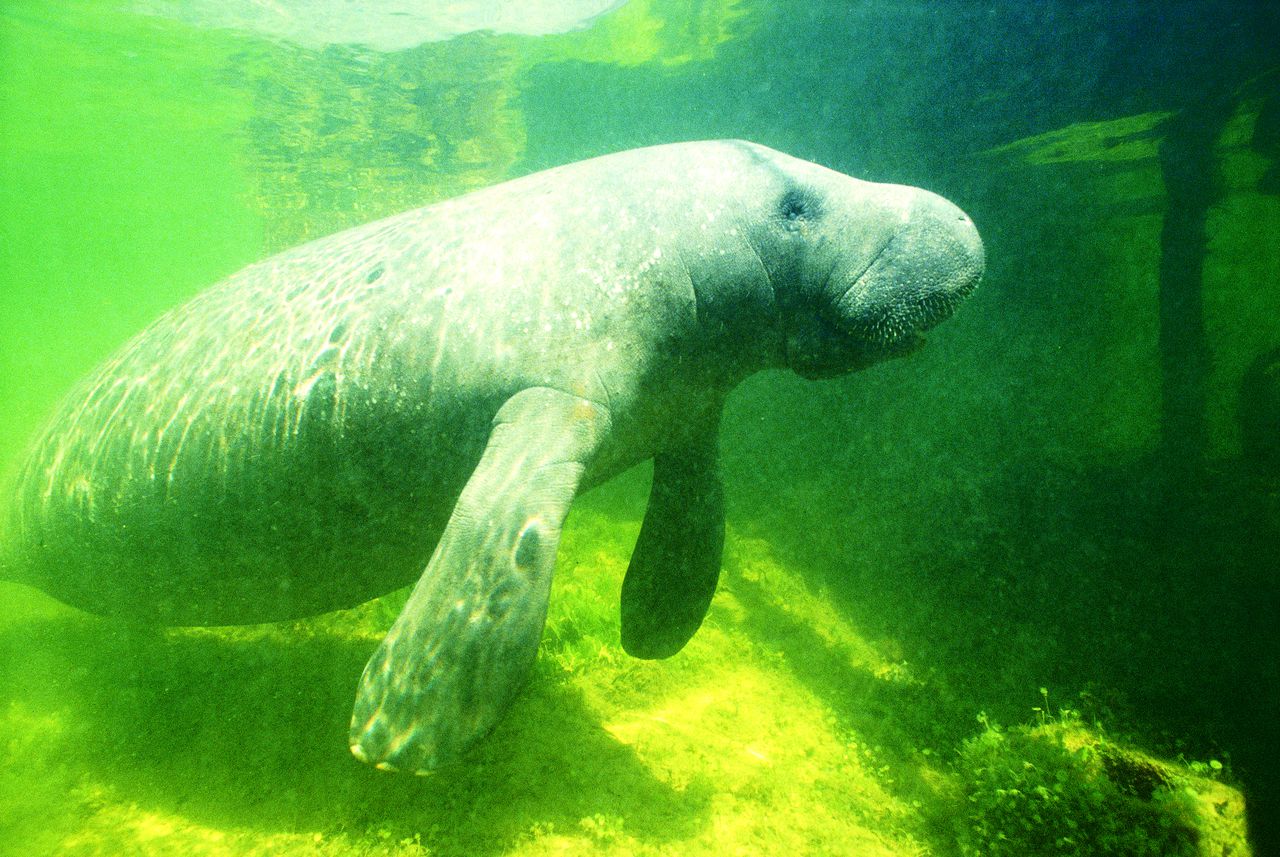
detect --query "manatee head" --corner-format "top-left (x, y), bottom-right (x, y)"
top-left (751, 151), bottom-right (985, 380)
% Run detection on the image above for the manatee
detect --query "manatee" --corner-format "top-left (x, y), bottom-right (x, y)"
top-left (1, 140), bottom-right (983, 772)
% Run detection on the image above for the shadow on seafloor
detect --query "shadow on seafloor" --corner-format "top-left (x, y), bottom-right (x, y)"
top-left (0, 612), bottom-right (708, 853)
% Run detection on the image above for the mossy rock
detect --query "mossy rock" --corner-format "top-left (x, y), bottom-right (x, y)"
top-left (954, 720), bottom-right (1249, 857)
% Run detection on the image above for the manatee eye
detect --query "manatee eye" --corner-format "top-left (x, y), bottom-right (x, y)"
top-left (776, 186), bottom-right (823, 231)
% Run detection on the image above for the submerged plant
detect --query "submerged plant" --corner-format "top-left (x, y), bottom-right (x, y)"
top-left (953, 709), bottom-right (1248, 857)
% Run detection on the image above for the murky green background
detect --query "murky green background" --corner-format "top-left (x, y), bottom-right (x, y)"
top-left (1, 1), bottom-right (1277, 855)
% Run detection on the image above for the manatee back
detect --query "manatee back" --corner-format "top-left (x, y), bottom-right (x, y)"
top-left (6, 210), bottom-right (491, 625)
top-left (5, 140), bottom-right (788, 624)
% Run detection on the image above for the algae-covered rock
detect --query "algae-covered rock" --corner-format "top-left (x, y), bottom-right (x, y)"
top-left (954, 718), bottom-right (1249, 856)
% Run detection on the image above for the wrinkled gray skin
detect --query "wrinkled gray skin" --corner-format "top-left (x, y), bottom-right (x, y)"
top-left (2, 141), bottom-right (983, 773)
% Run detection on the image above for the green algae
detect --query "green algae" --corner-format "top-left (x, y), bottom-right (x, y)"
top-left (0, 492), bottom-right (1251, 855)
top-left (953, 715), bottom-right (1247, 857)
top-left (0, 501), bottom-right (935, 856)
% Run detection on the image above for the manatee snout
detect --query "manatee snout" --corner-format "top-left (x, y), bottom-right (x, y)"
top-left (785, 188), bottom-right (983, 380)
top-left (836, 190), bottom-right (984, 348)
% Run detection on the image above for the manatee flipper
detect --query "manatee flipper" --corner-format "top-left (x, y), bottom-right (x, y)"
top-left (349, 387), bottom-right (611, 772)
top-left (620, 425), bottom-right (725, 659)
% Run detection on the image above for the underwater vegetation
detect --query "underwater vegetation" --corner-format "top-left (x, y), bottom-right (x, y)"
top-left (955, 706), bottom-right (1246, 857)
top-left (0, 494), bottom-right (1251, 856)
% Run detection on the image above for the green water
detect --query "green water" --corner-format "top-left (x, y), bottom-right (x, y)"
top-left (1, 1), bottom-right (1277, 855)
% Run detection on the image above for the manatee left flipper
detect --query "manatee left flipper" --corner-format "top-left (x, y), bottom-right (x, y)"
top-left (620, 423), bottom-right (725, 659)
top-left (349, 387), bottom-right (611, 772)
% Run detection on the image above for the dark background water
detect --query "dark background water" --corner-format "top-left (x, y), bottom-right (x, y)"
top-left (1, 1), bottom-right (1277, 853)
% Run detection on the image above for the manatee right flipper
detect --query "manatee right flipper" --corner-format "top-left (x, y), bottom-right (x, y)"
top-left (620, 423), bottom-right (725, 659)
top-left (349, 387), bottom-right (611, 772)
